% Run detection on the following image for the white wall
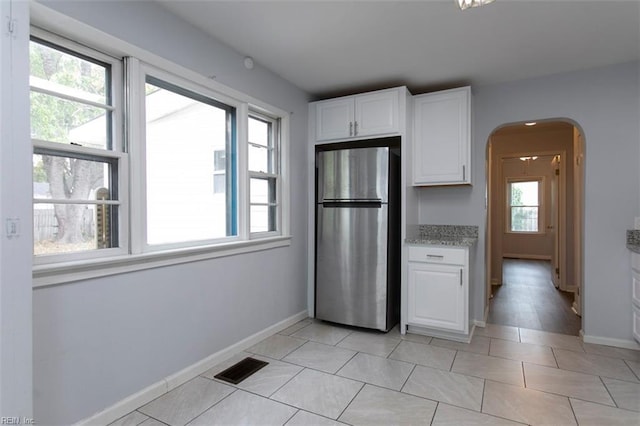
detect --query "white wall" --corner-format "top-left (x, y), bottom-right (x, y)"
top-left (0, 0), bottom-right (33, 418)
top-left (419, 61), bottom-right (640, 344)
top-left (30, 1), bottom-right (310, 424)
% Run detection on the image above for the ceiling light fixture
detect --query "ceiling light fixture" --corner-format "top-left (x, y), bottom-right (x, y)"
top-left (456, 0), bottom-right (496, 10)
top-left (525, 122), bottom-right (537, 126)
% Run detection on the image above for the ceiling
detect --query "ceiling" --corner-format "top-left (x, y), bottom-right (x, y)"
top-left (158, 0), bottom-right (640, 100)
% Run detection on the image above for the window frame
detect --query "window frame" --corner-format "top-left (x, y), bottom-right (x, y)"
top-left (30, 20), bottom-right (292, 287)
top-left (248, 112), bottom-right (281, 236)
top-left (505, 177), bottom-right (545, 234)
top-left (30, 28), bottom-right (130, 265)
top-left (130, 62), bottom-right (243, 253)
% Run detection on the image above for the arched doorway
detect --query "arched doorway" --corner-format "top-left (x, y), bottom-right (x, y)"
top-left (485, 120), bottom-right (585, 336)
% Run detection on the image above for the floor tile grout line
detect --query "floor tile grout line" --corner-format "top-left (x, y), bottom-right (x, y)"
top-left (623, 359), bottom-right (640, 381)
top-left (479, 379), bottom-right (487, 414)
top-left (398, 362), bottom-right (417, 392)
top-left (567, 397), bottom-right (580, 426)
top-left (448, 349), bottom-right (459, 372)
top-left (280, 408), bottom-right (300, 426)
top-left (334, 379), bottom-right (366, 423)
top-left (428, 401), bottom-right (439, 425)
top-left (182, 387), bottom-right (238, 426)
top-left (598, 375), bottom-right (619, 409)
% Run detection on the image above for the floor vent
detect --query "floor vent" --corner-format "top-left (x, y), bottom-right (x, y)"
top-left (214, 357), bottom-right (269, 384)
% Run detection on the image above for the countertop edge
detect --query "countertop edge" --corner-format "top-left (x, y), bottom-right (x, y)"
top-left (405, 238), bottom-right (477, 247)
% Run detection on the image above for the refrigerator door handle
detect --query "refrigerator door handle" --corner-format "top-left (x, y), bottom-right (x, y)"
top-left (322, 201), bottom-right (383, 208)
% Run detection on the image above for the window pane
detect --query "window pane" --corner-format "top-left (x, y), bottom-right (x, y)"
top-left (510, 181), bottom-right (538, 207)
top-left (30, 39), bottom-right (108, 104)
top-left (34, 203), bottom-right (117, 255)
top-left (30, 92), bottom-right (109, 148)
top-left (511, 206), bottom-right (539, 232)
top-left (250, 205), bottom-right (276, 233)
top-left (145, 79), bottom-right (235, 245)
top-left (250, 178), bottom-right (276, 204)
top-left (250, 177), bottom-right (276, 233)
top-left (249, 116), bottom-right (269, 147)
top-left (33, 154), bottom-right (114, 201)
top-left (248, 144), bottom-right (271, 173)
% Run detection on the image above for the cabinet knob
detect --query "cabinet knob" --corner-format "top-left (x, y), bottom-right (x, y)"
top-left (349, 122), bottom-right (353, 137)
top-left (354, 121), bottom-right (358, 136)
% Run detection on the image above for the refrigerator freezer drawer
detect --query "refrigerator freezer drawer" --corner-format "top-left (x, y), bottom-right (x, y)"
top-left (316, 204), bottom-right (389, 330)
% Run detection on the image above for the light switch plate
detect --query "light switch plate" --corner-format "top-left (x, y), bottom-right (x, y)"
top-left (5, 218), bottom-right (19, 239)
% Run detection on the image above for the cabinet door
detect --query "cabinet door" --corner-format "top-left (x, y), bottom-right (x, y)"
top-left (413, 87), bottom-right (470, 185)
top-left (354, 90), bottom-right (399, 138)
top-left (315, 97), bottom-right (354, 141)
top-left (407, 262), bottom-right (466, 332)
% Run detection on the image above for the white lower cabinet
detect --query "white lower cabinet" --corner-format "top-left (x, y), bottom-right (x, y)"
top-left (405, 245), bottom-right (470, 338)
top-left (408, 263), bottom-right (465, 332)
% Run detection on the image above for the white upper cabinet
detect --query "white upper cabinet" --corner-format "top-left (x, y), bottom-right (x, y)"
top-left (315, 98), bottom-right (354, 141)
top-left (313, 88), bottom-right (400, 142)
top-left (412, 87), bottom-right (471, 186)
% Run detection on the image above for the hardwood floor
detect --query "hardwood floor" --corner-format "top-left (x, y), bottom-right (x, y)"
top-left (487, 259), bottom-right (581, 336)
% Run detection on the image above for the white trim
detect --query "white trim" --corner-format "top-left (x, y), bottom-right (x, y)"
top-left (29, 85), bottom-right (115, 111)
top-left (407, 325), bottom-right (472, 343)
top-left (33, 236), bottom-right (291, 287)
top-left (73, 310), bottom-right (308, 426)
top-left (582, 334), bottom-right (640, 350)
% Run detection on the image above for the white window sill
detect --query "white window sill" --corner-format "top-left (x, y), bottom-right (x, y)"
top-left (33, 236), bottom-right (292, 288)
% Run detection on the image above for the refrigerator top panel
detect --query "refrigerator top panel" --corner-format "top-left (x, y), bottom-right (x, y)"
top-left (317, 147), bottom-right (389, 202)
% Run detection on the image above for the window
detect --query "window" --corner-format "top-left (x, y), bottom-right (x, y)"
top-left (30, 34), bottom-right (126, 261)
top-left (31, 28), bottom-right (290, 276)
top-left (143, 74), bottom-right (236, 247)
top-left (248, 114), bottom-right (280, 234)
top-left (508, 179), bottom-right (542, 233)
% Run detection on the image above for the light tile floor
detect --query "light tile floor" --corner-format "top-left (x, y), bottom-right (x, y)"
top-left (110, 320), bottom-right (640, 426)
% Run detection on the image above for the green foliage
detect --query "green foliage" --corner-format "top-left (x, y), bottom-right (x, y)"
top-left (29, 41), bottom-right (107, 145)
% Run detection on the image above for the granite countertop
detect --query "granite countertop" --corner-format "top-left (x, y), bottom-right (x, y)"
top-left (406, 224), bottom-right (479, 247)
top-left (627, 230), bottom-right (640, 254)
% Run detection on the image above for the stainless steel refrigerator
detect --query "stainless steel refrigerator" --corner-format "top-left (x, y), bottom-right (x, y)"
top-left (315, 139), bottom-right (400, 332)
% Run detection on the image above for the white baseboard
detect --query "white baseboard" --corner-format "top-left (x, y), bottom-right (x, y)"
top-left (75, 310), bottom-right (309, 426)
top-left (582, 334), bottom-right (640, 350)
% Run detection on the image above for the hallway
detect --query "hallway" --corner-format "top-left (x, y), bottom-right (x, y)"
top-left (487, 259), bottom-right (581, 336)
